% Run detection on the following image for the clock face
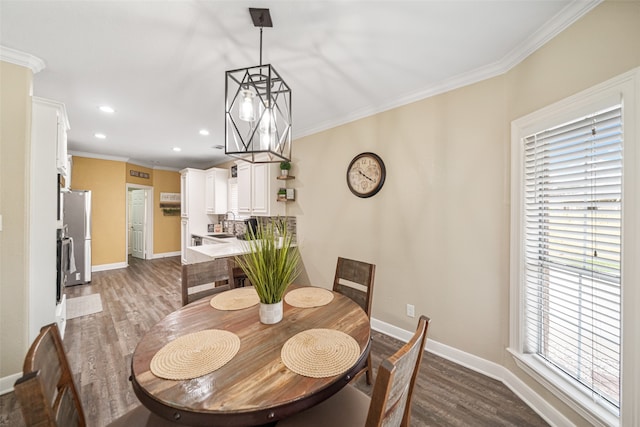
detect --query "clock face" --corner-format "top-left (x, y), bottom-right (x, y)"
top-left (346, 152), bottom-right (386, 198)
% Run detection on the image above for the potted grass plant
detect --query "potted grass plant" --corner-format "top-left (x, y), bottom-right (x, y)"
top-left (234, 222), bottom-right (300, 324)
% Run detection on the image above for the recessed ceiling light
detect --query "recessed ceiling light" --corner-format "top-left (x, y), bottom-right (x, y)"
top-left (94, 133), bottom-right (106, 139)
top-left (99, 105), bottom-right (115, 113)
top-left (199, 129), bottom-right (210, 136)
top-left (173, 147), bottom-right (182, 152)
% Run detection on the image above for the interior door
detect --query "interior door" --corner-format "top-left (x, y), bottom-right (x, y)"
top-left (131, 189), bottom-right (146, 259)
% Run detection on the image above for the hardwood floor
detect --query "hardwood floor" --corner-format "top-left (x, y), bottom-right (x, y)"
top-left (1, 256), bottom-right (548, 427)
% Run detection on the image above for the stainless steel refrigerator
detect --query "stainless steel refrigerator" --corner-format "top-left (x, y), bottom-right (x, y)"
top-left (63, 190), bottom-right (92, 285)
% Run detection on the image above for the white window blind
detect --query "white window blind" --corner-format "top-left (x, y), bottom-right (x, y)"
top-left (523, 105), bottom-right (622, 412)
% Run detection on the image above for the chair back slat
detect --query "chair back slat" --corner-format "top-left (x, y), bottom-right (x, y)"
top-left (333, 257), bottom-right (375, 317)
top-left (181, 258), bottom-right (235, 306)
top-left (15, 323), bottom-right (86, 427)
top-left (14, 371), bottom-right (56, 426)
top-left (30, 331), bottom-right (61, 408)
top-left (57, 385), bottom-right (81, 426)
top-left (365, 315), bottom-right (430, 427)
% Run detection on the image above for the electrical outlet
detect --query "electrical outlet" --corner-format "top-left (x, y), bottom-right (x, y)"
top-left (406, 304), bottom-right (415, 318)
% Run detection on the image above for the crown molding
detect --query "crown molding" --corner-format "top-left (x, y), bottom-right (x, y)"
top-left (68, 150), bottom-right (130, 163)
top-left (294, 0), bottom-right (603, 140)
top-left (500, 0), bottom-right (603, 73)
top-left (0, 45), bottom-right (45, 73)
top-left (68, 150), bottom-right (180, 171)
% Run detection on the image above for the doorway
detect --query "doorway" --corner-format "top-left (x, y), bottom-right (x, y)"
top-left (126, 184), bottom-right (154, 262)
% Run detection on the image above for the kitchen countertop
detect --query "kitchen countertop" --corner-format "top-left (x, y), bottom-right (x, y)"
top-left (186, 237), bottom-right (248, 262)
top-left (185, 235), bottom-right (296, 264)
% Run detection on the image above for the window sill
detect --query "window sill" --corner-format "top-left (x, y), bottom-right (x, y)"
top-left (507, 348), bottom-right (618, 427)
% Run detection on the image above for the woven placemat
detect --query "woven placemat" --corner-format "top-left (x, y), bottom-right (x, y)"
top-left (210, 287), bottom-right (260, 310)
top-left (150, 329), bottom-right (240, 380)
top-left (284, 287), bottom-right (334, 308)
top-left (281, 329), bottom-right (360, 378)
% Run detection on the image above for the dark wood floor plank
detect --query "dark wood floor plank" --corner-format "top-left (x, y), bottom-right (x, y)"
top-left (0, 256), bottom-right (548, 427)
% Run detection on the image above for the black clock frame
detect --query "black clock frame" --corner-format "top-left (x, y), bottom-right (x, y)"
top-left (346, 152), bottom-right (386, 198)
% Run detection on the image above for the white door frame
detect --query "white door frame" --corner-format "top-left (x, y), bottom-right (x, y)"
top-left (125, 183), bottom-right (154, 262)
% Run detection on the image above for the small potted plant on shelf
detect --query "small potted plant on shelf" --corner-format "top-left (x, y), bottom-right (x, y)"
top-left (279, 161), bottom-right (291, 177)
top-left (234, 222), bottom-right (300, 324)
top-left (277, 188), bottom-right (287, 201)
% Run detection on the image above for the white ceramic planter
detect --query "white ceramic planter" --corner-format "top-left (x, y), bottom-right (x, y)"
top-left (259, 300), bottom-right (283, 324)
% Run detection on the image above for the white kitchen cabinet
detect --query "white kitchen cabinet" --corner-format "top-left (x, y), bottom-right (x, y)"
top-left (56, 107), bottom-right (70, 178)
top-left (236, 161), bottom-right (285, 217)
top-left (181, 219), bottom-right (189, 264)
top-left (237, 162), bottom-right (252, 214)
top-left (205, 167), bottom-right (228, 214)
top-left (180, 168), bottom-right (206, 219)
top-left (30, 97), bottom-right (69, 340)
top-left (180, 172), bottom-right (188, 217)
top-left (179, 168), bottom-right (208, 264)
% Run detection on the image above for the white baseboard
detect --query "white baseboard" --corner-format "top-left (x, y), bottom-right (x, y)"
top-left (92, 262), bottom-right (127, 272)
top-left (0, 372), bottom-right (21, 395)
top-left (371, 317), bottom-right (574, 427)
top-left (152, 251), bottom-right (180, 259)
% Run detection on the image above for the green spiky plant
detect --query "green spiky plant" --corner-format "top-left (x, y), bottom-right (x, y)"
top-left (235, 222), bottom-right (301, 304)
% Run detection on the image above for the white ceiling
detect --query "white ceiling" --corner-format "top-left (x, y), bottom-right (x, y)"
top-left (1, 0), bottom-right (599, 170)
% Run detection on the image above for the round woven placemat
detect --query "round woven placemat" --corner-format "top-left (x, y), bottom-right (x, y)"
top-left (284, 287), bottom-right (334, 308)
top-left (281, 329), bottom-right (360, 378)
top-left (210, 287), bottom-right (260, 310)
top-left (150, 329), bottom-right (240, 380)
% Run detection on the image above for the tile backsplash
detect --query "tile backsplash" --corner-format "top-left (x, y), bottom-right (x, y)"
top-left (211, 216), bottom-right (297, 242)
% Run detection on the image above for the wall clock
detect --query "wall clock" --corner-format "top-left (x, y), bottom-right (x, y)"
top-left (346, 152), bottom-right (386, 198)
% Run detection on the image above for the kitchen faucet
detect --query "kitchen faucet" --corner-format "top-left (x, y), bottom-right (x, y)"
top-left (225, 211), bottom-right (236, 235)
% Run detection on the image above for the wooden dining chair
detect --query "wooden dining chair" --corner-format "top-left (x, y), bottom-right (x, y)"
top-left (14, 323), bottom-right (179, 427)
top-left (228, 256), bottom-right (252, 288)
top-left (333, 257), bottom-right (376, 384)
top-left (277, 315), bottom-right (430, 427)
top-left (181, 257), bottom-right (235, 306)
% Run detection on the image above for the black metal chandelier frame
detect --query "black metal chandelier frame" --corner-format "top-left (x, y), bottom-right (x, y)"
top-left (225, 8), bottom-right (292, 163)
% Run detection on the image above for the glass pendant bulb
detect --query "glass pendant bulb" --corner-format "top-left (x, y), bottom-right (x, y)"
top-left (238, 89), bottom-right (256, 122)
top-left (258, 102), bottom-right (276, 149)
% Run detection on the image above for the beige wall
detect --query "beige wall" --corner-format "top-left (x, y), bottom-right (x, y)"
top-left (71, 157), bottom-right (181, 265)
top-left (0, 61), bottom-right (32, 377)
top-left (71, 157), bottom-right (127, 265)
top-left (153, 169), bottom-right (181, 254)
top-left (293, 1), bottom-right (639, 424)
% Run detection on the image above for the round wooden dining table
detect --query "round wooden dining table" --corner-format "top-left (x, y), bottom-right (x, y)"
top-left (130, 285), bottom-right (371, 427)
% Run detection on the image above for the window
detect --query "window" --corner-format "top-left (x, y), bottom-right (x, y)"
top-left (525, 105), bottom-right (622, 408)
top-left (510, 69), bottom-right (639, 427)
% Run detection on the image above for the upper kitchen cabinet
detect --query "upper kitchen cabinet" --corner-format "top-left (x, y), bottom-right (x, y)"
top-left (55, 104), bottom-right (70, 178)
top-left (237, 162), bottom-right (252, 214)
top-left (236, 162), bottom-right (285, 217)
top-left (180, 168), bottom-right (205, 219)
top-left (33, 97), bottom-right (70, 179)
top-left (205, 167), bottom-right (228, 215)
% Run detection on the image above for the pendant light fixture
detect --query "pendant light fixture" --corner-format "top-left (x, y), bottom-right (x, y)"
top-left (225, 8), bottom-right (292, 163)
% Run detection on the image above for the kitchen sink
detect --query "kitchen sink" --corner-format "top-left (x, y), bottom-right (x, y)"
top-left (207, 233), bottom-right (237, 239)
